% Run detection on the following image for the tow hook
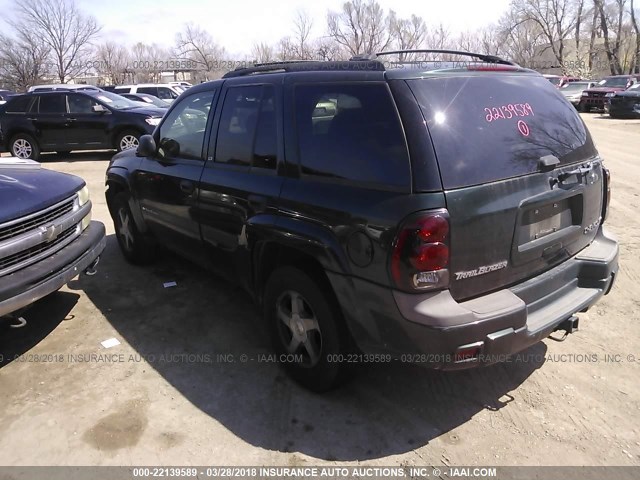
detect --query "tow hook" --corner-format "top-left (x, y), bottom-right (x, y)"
top-left (84, 256), bottom-right (100, 276)
top-left (549, 315), bottom-right (579, 342)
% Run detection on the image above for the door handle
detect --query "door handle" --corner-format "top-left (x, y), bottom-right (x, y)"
top-left (179, 180), bottom-right (195, 194)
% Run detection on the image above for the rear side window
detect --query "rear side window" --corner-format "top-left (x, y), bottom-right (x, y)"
top-left (38, 94), bottom-right (67, 114)
top-left (4, 96), bottom-right (33, 113)
top-left (215, 85), bottom-right (277, 169)
top-left (407, 75), bottom-right (598, 189)
top-left (157, 87), bottom-right (179, 100)
top-left (137, 87), bottom-right (158, 96)
top-left (294, 83), bottom-right (410, 188)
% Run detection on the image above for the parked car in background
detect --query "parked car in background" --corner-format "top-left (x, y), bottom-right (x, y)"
top-left (106, 53), bottom-right (617, 391)
top-left (120, 92), bottom-right (171, 109)
top-left (111, 84), bottom-right (183, 103)
top-left (0, 157), bottom-right (105, 321)
top-left (0, 89), bottom-right (165, 159)
top-left (170, 81), bottom-right (192, 89)
top-left (543, 74), bottom-right (582, 88)
top-left (28, 84), bottom-right (104, 92)
top-left (604, 83), bottom-right (640, 118)
top-left (578, 75), bottom-right (640, 112)
top-left (0, 90), bottom-right (16, 104)
top-left (559, 81), bottom-right (597, 106)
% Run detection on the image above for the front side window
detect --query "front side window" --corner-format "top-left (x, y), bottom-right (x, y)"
top-left (215, 85), bottom-right (277, 169)
top-left (38, 94), bottom-right (67, 114)
top-left (157, 88), bottom-right (178, 100)
top-left (158, 90), bottom-right (215, 160)
top-left (294, 83), bottom-right (410, 187)
top-left (68, 94), bottom-right (101, 114)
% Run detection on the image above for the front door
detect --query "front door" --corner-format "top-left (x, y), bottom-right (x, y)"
top-left (133, 89), bottom-right (218, 264)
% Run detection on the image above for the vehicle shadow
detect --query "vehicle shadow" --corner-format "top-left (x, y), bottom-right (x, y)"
top-left (39, 151), bottom-right (115, 163)
top-left (71, 234), bottom-right (547, 461)
top-left (0, 291), bottom-right (79, 369)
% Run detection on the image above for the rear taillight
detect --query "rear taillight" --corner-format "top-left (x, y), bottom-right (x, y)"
top-left (390, 210), bottom-right (450, 291)
top-left (602, 166), bottom-right (611, 223)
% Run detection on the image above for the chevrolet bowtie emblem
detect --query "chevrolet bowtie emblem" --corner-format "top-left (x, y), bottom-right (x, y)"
top-left (40, 224), bottom-right (61, 243)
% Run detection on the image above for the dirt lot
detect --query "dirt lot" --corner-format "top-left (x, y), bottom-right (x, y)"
top-left (0, 113), bottom-right (638, 467)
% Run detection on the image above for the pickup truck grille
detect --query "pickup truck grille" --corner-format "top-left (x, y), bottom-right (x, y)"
top-left (0, 194), bottom-right (86, 277)
top-left (0, 197), bottom-right (75, 242)
top-left (0, 225), bottom-right (77, 272)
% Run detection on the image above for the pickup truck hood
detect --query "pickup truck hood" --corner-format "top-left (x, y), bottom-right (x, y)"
top-left (0, 167), bottom-right (84, 224)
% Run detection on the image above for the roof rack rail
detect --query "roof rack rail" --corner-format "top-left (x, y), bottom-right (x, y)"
top-left (360, 49), bottom-right (516, 65)
top-left (222, 59), bottom-right (385, 78)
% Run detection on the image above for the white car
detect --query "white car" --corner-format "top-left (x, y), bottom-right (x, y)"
top-left (112, 84), bottom-right (183, 103)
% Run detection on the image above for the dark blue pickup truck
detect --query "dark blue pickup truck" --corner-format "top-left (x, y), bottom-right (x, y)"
top-left (0, 157), bottom-right (105, 318)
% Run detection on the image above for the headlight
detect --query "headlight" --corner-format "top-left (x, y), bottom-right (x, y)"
top-left (77, 185), bottom-right (91, 230)
top-left (605, 92), bottom-right (615, 98)
top-left (145, 117), bottom-right (161, 126)
top-left (581, 91), bottom-right (589, 96)
top-left (77, 184), bottom-right (90, 206)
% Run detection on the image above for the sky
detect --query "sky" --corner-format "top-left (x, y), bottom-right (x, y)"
top-left (1, 0), bottom-right (512, 57)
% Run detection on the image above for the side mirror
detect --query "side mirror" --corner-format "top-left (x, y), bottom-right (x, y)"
top-left (137, 134), bottom-right (157, 157)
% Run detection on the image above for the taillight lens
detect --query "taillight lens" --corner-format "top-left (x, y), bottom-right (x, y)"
top-left (602, 166), bottom-right (611, 223)
top-left (390, 211), bottom-right (450, 291)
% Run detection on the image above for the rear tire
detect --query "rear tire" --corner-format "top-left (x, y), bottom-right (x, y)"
top-left (263, 266), bottom-right (351, 392)
top-left (579, 104), bottom-right (590, 113)
top-left (10, 134), bottom-right (40, 160)
top-left (112, 192), bottom-right (157, 264)
top-left (116, 130), bottom-right (141, 152)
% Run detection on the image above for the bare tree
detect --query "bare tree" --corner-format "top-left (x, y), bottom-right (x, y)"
top-left (631, 0), bottom-right (640, 72)
top-left (130, 43), bottom-right (170, 83)
top-left (9, 0), bottom-right (100, 83)
top-left (292, 10), bottom-right (314, 59)
top-left (594, 0), bottom-right (628, 73)
top-left (510, 0), bottom-right (579, 69)
top-left (0, 31), bottom-right (50, 91)
top-left (327, 0), bottom-right (392, 56)
top-left (95, 41), bottom-right (131, 85)
top-left (388, 12), bottom-right (427, 60)
top-left (175, 23), bottom-right (226, 80)
top-left (498, 11), bottom-right (546, 67)
top-left (252, 42), bottom-right (276, 64)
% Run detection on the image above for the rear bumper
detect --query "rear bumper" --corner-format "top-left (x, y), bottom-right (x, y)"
top-left (331, 227), bottom-right (618, 369)
top-left (0, 221), bottom-right (106, 317)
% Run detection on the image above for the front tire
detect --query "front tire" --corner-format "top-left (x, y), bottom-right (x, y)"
top-left (263, 266), bottom-right (351, 392)
top-left (10, 134), bottom-right (40, 160)
top-left (112, 192), bottom-right (157, 264)
top-left (116, 130), bottom-right (141, 152)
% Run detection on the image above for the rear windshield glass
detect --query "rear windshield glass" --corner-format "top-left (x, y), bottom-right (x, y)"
top-left (407, 75), bottom-right (597, 189)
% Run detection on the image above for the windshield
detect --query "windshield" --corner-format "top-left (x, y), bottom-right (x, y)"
top-left (91, 91), bottom-right (142, 110)
top-left (598, 77), bottom-right (630, 87)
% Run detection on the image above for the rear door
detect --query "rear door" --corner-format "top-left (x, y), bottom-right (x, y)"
top-left (407, 73), bottom-right (604, 301)
top-left (32, 93), bottom-right (69, 149)
top-left (197, 80), bottom-right (284, 286)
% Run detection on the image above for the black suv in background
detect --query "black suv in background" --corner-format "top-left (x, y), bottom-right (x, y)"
top-left (106, 51), bottom-right (618, 391)
top-left (0, 88), bottom-right (165, 160)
